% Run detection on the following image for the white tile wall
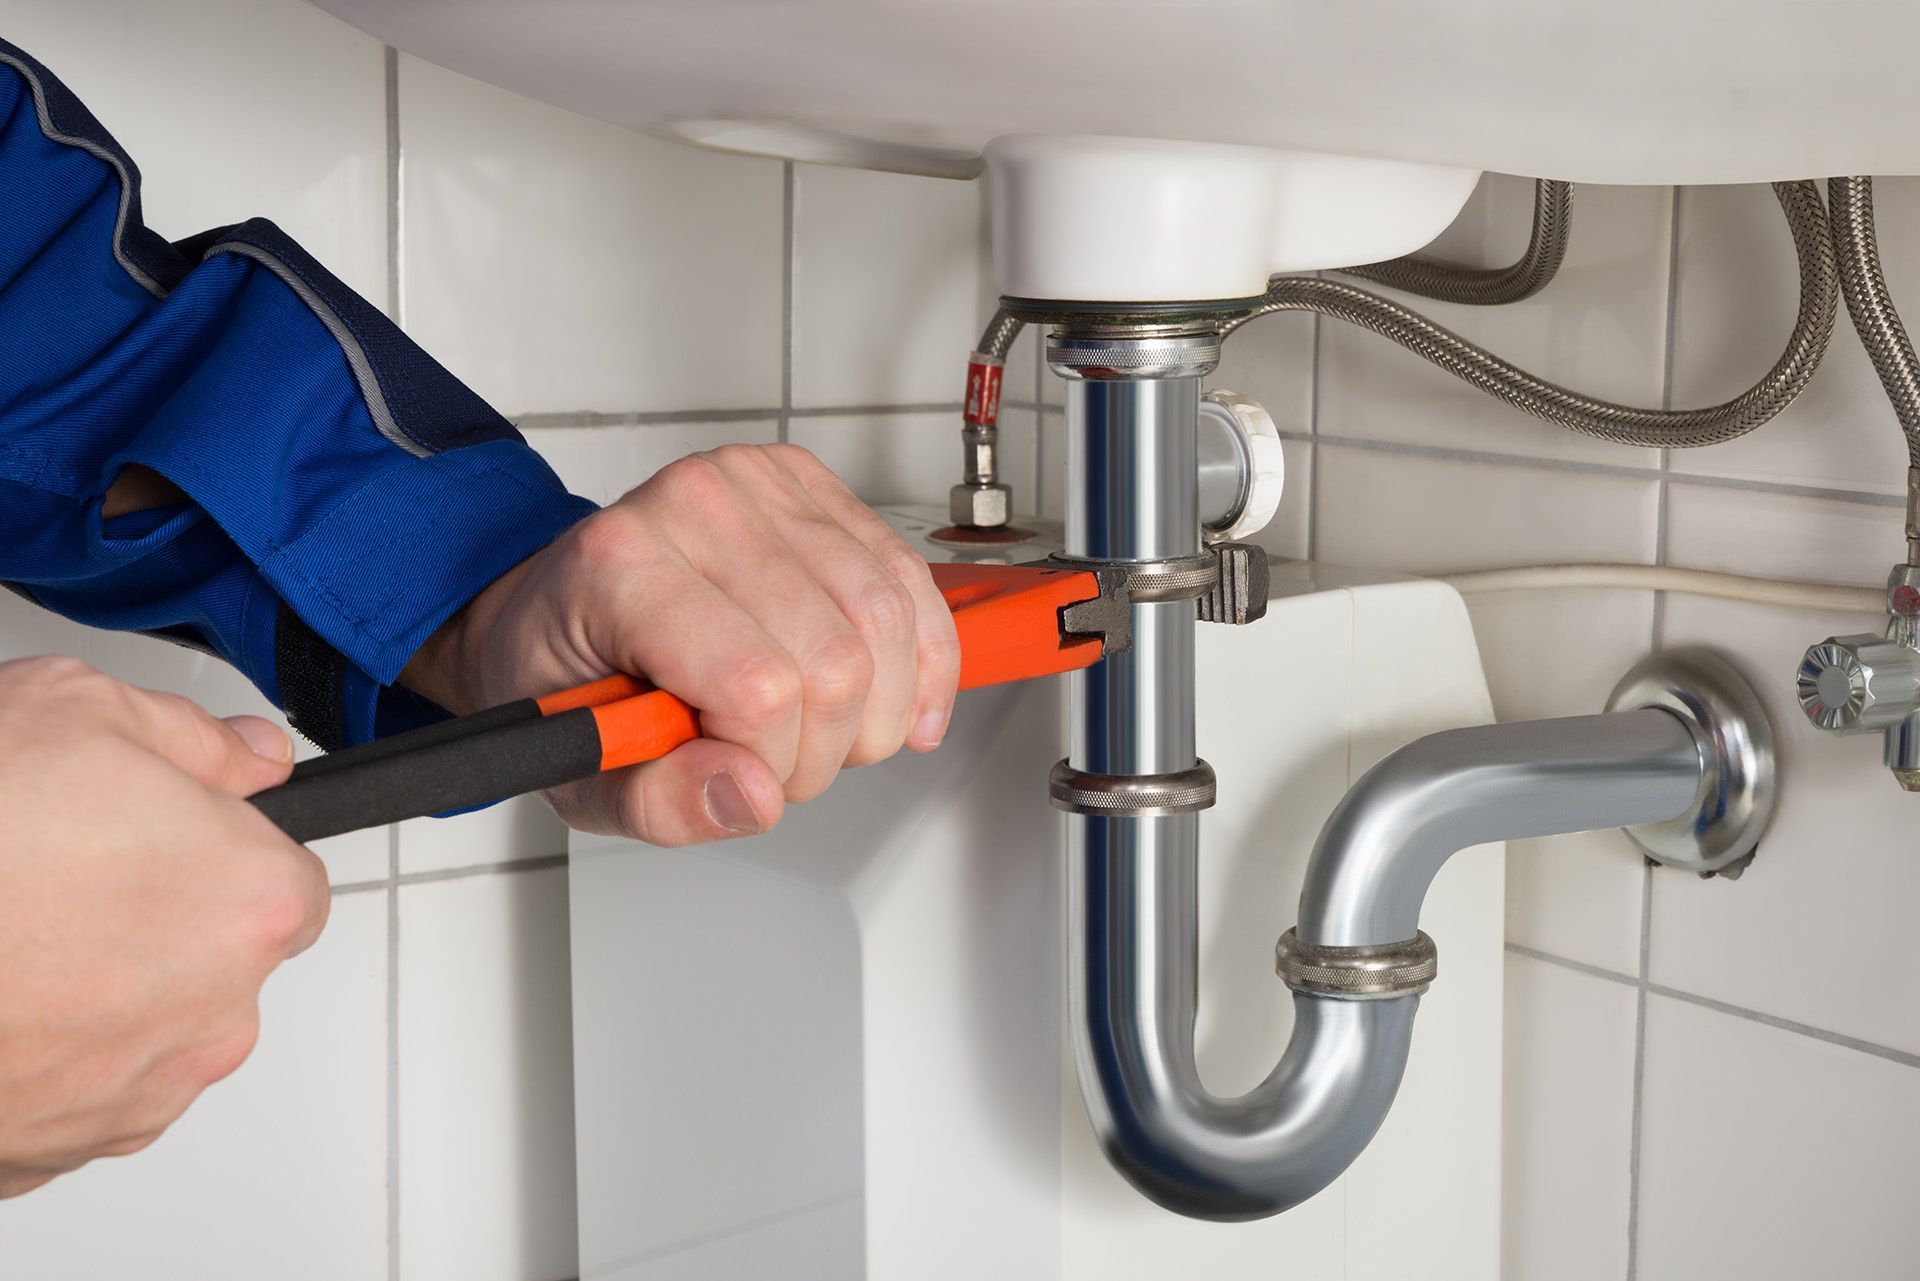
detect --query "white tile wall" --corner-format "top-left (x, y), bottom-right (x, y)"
top-left (1312, 176), bottom-right (1920, 1278)
top-left (398, 868), bottom-right (577, 1281)
top-left (1636, 996), bottom-right (1920, 1280)
top-left (0, 6), bottom-right (1019, 1277)
top-left (0, 890), bottom-right (389, 1279)
top-left (398, 56), bottom-right (785, 418)
top-left (1315, 177), bottom-right (1671, 467)
top-left (12, 5), bottom-right (1920, 1276)
top-left (1669, 182), bottom-right (1917, 497)
top-left (790, 409), bottom-right (1033, 511)
top-left (1502, 954), bottom-right (1637, 1281)
top-left (791, 164), bottom-right (987, 408)
top-left (0, 0), bottom-right (389, 301)
top-left (1655, 487), bottom-right (1917, 1053)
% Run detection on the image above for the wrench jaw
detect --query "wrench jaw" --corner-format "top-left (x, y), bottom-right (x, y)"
top-left (1058, 566), bottom-right (1134, 657)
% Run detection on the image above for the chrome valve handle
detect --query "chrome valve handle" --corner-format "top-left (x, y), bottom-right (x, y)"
top-left (1797, 633), bottom-right (1920, 733)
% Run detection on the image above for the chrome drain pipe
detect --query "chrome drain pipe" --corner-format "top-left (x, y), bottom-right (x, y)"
top-left (1051, 322), bottom-right (1776, 1223)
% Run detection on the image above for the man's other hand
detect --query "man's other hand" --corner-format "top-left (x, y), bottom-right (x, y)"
top-left (0, 658), bottom-right (328, 1197)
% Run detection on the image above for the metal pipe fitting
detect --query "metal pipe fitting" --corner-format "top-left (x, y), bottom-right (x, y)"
top-left (1072, 629), bottom-right (1771, 1220)
top-left (1799, 562), bottom-right (1920, 791)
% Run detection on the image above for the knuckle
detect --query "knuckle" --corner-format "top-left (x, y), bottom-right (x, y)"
top-left (246, 877), bottom-right (317, 960)
top-left (767, 442), bottom-right (820, 471)
top-left (16, 654), bottom-right (97, 684)
top-left (852, 575), bottom-right (915, 645)
top-left (920, 626), bottom-right (963, 682)
top-left (727, 653), bottom-right (804, 729)
top-left (803, 632), bottom-right (874, 709)
top-left (22, 656), bottom-right (120, 709)
top-left (97, 1131), bottom-right (163, 1159)
top-left (192, 1013), bottom-right (262, 1086)
top-left (651, 453), bottom-right (732, 510)
top-left (878, 540), bottom-right (931, 587)
top-left (570, 504), bottom-right (652, 570)
top-left (705, 442), bottom-right (765, 472)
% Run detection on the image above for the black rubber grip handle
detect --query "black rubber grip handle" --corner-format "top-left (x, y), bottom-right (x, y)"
top-left (281, 698), bottom-right (540, 782)
top-left (252, 706), bottom-right (603, 843)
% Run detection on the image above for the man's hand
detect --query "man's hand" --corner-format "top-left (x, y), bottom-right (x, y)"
top-left (0, 658), bottom-right (328, 1197)
top-left (405, 444), bottom-right (963, 845)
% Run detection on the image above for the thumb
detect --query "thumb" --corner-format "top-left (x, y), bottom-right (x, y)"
top-left (111, 687), bottom-right (296, 798)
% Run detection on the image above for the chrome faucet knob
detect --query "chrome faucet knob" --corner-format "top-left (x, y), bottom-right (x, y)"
top-left (1797, 634), bottom-right (1920, 733)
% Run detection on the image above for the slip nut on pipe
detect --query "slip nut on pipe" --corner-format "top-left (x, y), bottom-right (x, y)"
top-left (1042, 553), bottom-right (1219, 604)
top-left (1274, 928), bottom-right (1438, 1000)
top-left (1049, 759), bottom-right (1217, 816)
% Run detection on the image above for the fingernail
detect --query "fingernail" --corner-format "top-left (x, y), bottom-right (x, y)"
top-left (909, 706), bottom-right (951, 751)
top-left (228, 717), bottom-right (294, 763)
top-left (703, 772), bottom-right (762, 835)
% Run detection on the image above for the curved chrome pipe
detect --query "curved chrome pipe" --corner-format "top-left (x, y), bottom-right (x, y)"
top-left (1072, 706), bottom-right (1704, 1220)
top-left (1051, 324), bottom-right (1734, 1221)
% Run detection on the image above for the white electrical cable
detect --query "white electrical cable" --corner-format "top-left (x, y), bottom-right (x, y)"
top-left (1438, 563), bottom-right (1883, 614)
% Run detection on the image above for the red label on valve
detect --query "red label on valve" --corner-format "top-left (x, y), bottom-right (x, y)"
top-left (964, 356), bottom-right (1003, 427)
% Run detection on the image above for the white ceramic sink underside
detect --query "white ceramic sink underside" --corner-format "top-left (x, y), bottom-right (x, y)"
top-left (312, 0), bottom-right (1920, 184)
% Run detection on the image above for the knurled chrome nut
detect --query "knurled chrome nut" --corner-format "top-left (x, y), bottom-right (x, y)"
top-left (948, 482), bottom-right (1011, 528)
top-left (1797, 633), bottom-right (1920, 733)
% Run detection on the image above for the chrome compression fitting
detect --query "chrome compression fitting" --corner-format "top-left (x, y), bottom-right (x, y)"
top-left (1274, 928), bottom-right (1438, 1000)
top-left (1797, 553), bottom-right (1920, 791)
top-left (1049, 760), bottom-right (1217, 816)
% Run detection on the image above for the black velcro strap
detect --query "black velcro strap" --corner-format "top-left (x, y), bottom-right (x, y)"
top-left (275, 603), bottom-right (349, 751)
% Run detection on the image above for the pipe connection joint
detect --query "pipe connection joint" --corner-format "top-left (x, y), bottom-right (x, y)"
top-left (1797, 563), bottom-right (1920, 790)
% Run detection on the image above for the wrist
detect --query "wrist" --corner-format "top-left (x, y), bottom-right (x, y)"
top-left (399, 555), bottom-right (532, 715)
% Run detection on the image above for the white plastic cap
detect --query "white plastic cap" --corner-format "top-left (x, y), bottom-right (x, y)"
top-left (1200, 391), bottom-right (1285, 543)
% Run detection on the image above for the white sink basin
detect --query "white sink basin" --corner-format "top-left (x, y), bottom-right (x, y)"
top-left (310, 0), bottom-right (1920, 299)
top-left (311, 0), bottom-right (1920, 298)
top-left (312, 0), bottom-right (1920, 184)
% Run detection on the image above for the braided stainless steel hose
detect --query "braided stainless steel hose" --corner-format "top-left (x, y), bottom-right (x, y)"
top-left (1829, 177), bottom-right (1920, 468)
top-left (976, 306), bottom-right (1024, 361)
top-left (1225, 181), bottom-right (1836, 450)
top-left (1344, 179), bottom-right (1572, 305)
top-left (948, 308), bottom-right (1028, 530)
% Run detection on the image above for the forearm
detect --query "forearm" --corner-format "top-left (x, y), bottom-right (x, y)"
top-left (0, 39), bottom-right (594, 746)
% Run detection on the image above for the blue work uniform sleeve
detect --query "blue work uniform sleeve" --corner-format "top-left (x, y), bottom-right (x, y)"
top-left (0, 40), bottom-right (598, 748)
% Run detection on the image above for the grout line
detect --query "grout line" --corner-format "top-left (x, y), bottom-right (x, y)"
top-left (392, 853), bottom-right (568, 888)
top-left (516, 408), bottom-right (782, 429)
top-left (1505, 943), bottom-right (1638, 988)
top-left (1650, 187), bottom-right (1683, 652)
top-left (333, 853), bottom-right (578, 898)
top-left (780, 161), bottom-right (795, 445)
top-left (1630, 188), bottom-right (1683, 1281)
top-left (382, 47), bottom-right (401, 325)
top-left (332, 876), bottom-right (389, 897)
top-left (1625, 863), bottom-right (1653, 1281)
top-left (1646, 983), bottom-right (1920, 1071)
top-left (513, 402), bottom-right (968, 430)
top-left (385, 824), bottom-right (401, 1281)
top-left (1309, 430), bottom-right (1906, 508)
top-left (788, 402), bottom-right (960, 419)
top-left (382, 54), bottom-right (403, 1280)
top-left (504, 395), bottom-right (1905, 514)
top-left (1507, 941), bottom-right (1920, 1071)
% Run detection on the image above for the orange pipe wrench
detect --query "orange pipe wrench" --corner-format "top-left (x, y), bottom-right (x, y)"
top-left (253, 561), bottom-right (1129, 842)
